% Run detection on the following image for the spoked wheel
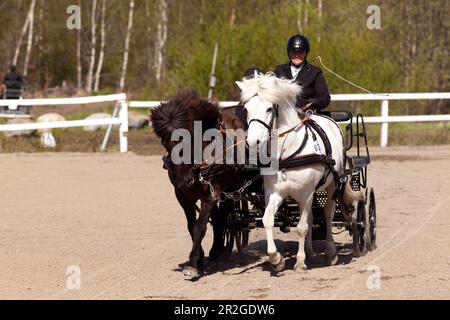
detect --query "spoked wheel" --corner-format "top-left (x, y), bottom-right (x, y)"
top-left (224, 227), bottom-right (235, 257)
top-left (225, 225), bottom-right (249, 255)
top-left (366, 188), bottom-right (377, 251)
top-left (352, 200), bottom-right (367, 258)
top-left (235, 228), bottom-right (249, 252)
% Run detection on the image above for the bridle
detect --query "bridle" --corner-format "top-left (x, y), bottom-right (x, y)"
top-left (247, 94), bottom-right (280, 133)
top-left (246, 93), bottom-right (310, 138)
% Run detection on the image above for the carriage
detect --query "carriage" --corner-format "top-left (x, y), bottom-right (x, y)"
top-left (152, 75), bottom-right (378, 276)
top-left (215, 111), bottom-right (377, 259)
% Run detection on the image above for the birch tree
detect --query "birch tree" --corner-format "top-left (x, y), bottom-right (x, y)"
top-left (296, 0), bottom-right (302, 33)
top-left (154, 0), bottom-right (168, 82)
top-left (145, 0), bottom-right (153, 75)
top-left (36, 0), bottom-right (45, 88)
top-left (77, 0), bottom-right (82, 91)
top-left (94, 0), bottom-right (106, 92)
top-left (23, 0), bottom-right (36, 77)
top-left (317, 0), bottom-right (322, 42)
top-left (86, 0), bottom-right (97, 93)
top-left (119, 0), bottom-right (135, 91)
top-left (304, 0), bottom-right (309, 30)
top-left (13, 2), bottom-right (34, 66)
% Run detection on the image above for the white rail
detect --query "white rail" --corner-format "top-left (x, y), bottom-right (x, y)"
top-left (131, 92), bottom-right (450, 147)
top-left (0, 92), bottom-right (448, 153)
top-left (0, 94), bottom-right (128, 153)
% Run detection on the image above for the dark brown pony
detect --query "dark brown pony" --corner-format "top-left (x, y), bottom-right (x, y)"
top-left (150, 90), bottom-right (244, 278)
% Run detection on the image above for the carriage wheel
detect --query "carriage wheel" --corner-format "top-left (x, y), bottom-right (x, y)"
top-left (366, 188), bottom-right (377, 251)
top-left (352, 200), bottom-right (367, 258)
top-left (224, 227), bottom-right (234, 257)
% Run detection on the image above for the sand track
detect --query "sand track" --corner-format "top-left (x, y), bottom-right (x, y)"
top-left (0, 145), bottom-right (449, 299)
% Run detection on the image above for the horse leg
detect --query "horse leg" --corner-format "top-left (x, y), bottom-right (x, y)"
top-left (187, 200), bottom-right (214, 277)
top-left (305, 207), bottom-right (315, 261)
top-left (324, 184), bottom-right (338, 266)
top-left (174, 189), bottom-right (205, 275)
top-left (262, 193), bottom-right (284, 271)
top-left (294, 192), bottom-right (314, 271)
top-left (209, 201), bottom-right (227, 262)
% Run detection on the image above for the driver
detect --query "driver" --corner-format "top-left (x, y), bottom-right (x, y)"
top-left (274, 35), bottom-right (330, 114)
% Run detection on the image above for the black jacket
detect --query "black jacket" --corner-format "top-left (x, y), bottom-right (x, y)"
top-left (274, 61), bottom-right (330, 110)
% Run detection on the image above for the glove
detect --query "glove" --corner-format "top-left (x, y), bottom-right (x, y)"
top-left (302, 99), bottom-right (319, 111)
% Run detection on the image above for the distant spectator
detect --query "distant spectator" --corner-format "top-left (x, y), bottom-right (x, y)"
top-left (3, 65), bottom-right (23, 99)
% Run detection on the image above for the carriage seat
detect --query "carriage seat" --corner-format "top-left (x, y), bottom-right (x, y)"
top-left (327, 111), bottom-right (352, 122)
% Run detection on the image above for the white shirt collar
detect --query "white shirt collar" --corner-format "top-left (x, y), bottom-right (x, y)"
top-left (290, 63), bottom-right (303, 79)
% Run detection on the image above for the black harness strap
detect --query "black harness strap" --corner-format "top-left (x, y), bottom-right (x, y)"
top-left (278, 118), bottom-right (340, 191)
top-left (307, 119), bottom-right (340, 190)
top-left (279, 154), bottom-right (334, 169)
top-left (279, 121), bottom-right (310, 167)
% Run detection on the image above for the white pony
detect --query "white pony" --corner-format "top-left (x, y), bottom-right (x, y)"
top-left (236, 73), bottom-right (360, 271)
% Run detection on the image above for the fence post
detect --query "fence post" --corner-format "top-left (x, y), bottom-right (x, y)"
top-left (380, 100), bottom-right (389, 147)
top-left (119, 100), bottom-right (128, 153)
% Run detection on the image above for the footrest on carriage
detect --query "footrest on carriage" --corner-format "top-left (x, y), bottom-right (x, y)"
top-left (351, 156), bottom-right (370, 169)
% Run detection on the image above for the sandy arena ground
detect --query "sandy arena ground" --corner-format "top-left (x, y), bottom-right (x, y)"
top-left (0, 145), bottom-right (449, 300)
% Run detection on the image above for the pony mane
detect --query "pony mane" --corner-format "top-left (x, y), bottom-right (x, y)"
top-left (237, 73), bottom-right (302, 108)
top-left (150, 90), bottom-right (220, 143)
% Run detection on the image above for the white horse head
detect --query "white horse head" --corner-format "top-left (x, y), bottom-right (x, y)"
top-left (235, 73), bottom-right (302, 147)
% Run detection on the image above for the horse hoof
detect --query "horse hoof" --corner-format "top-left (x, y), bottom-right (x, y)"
top-left (271, 257), bottom-right (285, 272)
top-left (205, 259), bottom-right (218, 273)
top-left (294, 263), bottom-right (308, 272)
top-left (182, 266), bottom-right (200, 278)
top-left (325, 254), bottom-right (338, 266)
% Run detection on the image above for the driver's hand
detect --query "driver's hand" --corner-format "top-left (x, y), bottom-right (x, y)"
top-left (302, 102), bottom-right (315, 111)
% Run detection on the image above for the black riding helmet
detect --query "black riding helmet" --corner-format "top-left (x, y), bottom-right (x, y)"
top-left (287, 34), bottom-right (310, 59)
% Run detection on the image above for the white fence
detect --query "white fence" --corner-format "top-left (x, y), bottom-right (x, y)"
top-left (130, 92), bottom-right (450, 147)
top-left (329, 92), bottom-right (450, 147)
top-left (0, 94), bottom-right (129, 153)
top-left (0, 92), bottom-right (448, 152)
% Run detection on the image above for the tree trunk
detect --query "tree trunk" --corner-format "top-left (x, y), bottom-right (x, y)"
top-left (86, 0), bottom-right (97, 93)
top-left (200, 0), bottom-right (205, 26)
top-left (13, 3), bottom-right (33, 66)
top-left (317, 0), bottom-right (322, 42)
top-left (94, 0), bottom-right (106, 92)
top-left (155, 0), bottom-right (168, 83)
top-left (296, 0), bottom-right (302, 33)
top-left (77, 29), bottom-right (82, 90)
top-left (145, 0), bottom-right (153, 75)
top-left (23, 0), bottom-right (36, 78)
top-left (36, 0), bottom-right (45, 90)
top-left (229, 0), bottom-right (236, 30)
top-left (119, 0), bottom-right (135, 92)
top-left (76, 0), bottom-right (82, 91)
top-left (304, 0), bottom-right (309, 30)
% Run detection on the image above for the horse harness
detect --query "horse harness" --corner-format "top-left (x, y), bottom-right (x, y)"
top-left (253, 101), bottom-right (341, 191)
